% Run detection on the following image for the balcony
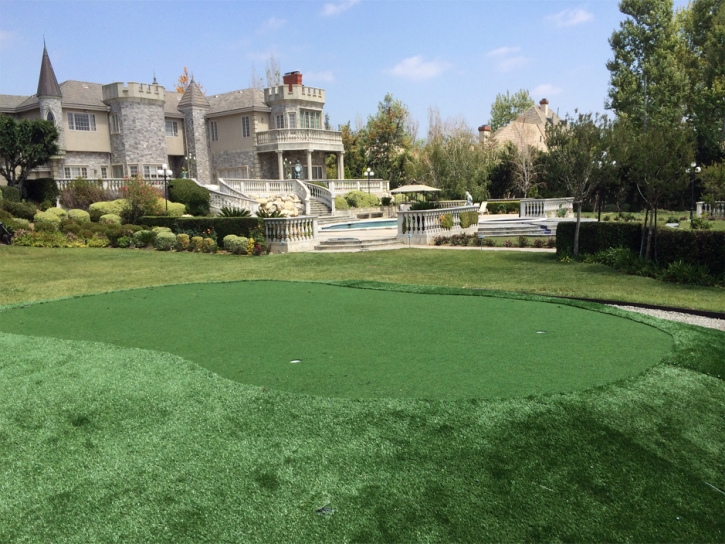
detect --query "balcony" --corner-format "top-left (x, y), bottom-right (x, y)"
top-left (255, 128), bottom-right (344, 153)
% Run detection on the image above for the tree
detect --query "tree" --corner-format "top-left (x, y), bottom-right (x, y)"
top-left (701, 161), bottom-right (725, 201)
top-left (0, 115), bottom-right (59, 196)
top-left (508, 123), bottom-right (543, 197)
top-left (339, 122), bottom-right (366, 179)
top-left (265, 54), bottom-right (281, 87)
top-left (488, 89), bottom-right (534, 132)
top-left (545, 112), bottom-right (609, 256)
top-left (175, 67), bottom-right (205, 94)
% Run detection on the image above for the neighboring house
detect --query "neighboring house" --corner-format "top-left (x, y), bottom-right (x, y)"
top-left (478, 99), bottom-right (562, 152)
top-left (0, 45), bottom-right (345, 185)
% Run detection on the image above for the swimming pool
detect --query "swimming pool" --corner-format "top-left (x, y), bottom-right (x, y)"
top-left (321, 219), bottom-right (398, 230)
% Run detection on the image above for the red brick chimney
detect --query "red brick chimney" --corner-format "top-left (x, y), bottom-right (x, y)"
top-left (478, 124), bottom-right (492, 144)
top-left (283, 71), bottom-right (302, 91)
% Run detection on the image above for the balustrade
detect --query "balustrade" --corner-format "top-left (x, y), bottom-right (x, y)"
top-left (264, 216), bottom-right (317, 243)
top-left (397, 205), bottom-right (479, 239)
top-left (256, 128), bottom-right (342, 146)
top-left (697, 201), bottom-right (725, 218)
top-left (519, 198), bottom-right (574, 218)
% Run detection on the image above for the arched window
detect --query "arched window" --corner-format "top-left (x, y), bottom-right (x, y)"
top-left (47, 111), bottom-right (55, 123)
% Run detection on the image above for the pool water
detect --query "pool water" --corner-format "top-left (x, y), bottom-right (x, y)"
top-left (322, 219), bottom-right (398, 230)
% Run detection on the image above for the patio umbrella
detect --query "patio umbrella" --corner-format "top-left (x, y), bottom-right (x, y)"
top-left (390, 184), bottom-right (441, 194)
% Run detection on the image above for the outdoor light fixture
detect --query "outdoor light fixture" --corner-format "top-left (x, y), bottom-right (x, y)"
top-left (186, 154), bottom-right (196, 179)
top-left (686, 161), bottom-right (702, 221)
top-left (157, 163), bottom-right (173, 212)
top-left (365, 167), bottom-right (375, 193)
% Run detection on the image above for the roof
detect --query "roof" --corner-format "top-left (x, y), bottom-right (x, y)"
top-left (491, 102), bottom-right (562, 152)
top-left (16, 80), bottom-right (108, 111)
top-left (178, 80), bottom-right (210, 110)
top-left (37, 45), bottom-right (62, 97)
top-left (0, 95), bottom-right (29, 112)
top-left (164, 91), bottom-right (184, 118)
top-left (207, 88), bottom-right (269, 115)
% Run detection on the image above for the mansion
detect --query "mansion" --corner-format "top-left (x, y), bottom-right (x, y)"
top-left (0, 45), bottom-right (345, 184)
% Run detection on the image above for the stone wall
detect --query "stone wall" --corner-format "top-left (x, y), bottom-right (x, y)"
top-left (61, 151), bottom-right (113, 178)
top-left (109, 101), bottom-right (168, 170)
top-left (183, 108), bottom-right (211, 183)
top-left (211, 149), bottom-right (256, 179)
top-left (38, 97), bottom-right (65, 150)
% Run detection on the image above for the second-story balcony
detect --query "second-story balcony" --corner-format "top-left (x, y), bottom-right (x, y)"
top-left (255, 128), bottom-right (344, 153)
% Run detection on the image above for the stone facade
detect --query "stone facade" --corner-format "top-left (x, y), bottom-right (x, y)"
top-left (258, 150), bottom-right (329, 180)
top-left (182, 107), bottom-right (211, 183)
top-left (110, 101), bottom-right (167, 168)
top-left (211, 149), bottom-right (257, 179)
top-left (38, 97), bottom-right (65, 150)
top-left (62, 151), bottom-right (112, 178)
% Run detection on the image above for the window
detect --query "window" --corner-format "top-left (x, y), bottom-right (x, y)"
top-left (288, 112), bottom-right (296, 129)
top-left (276, 114), bottom-right (285, 129)
top-left (100, 166), bottom-right (108, 179)
top-left (47, 111), bottom-right (55, 123)
top-left (301, 110), bottom-right (321, 129)
top-left (63, 166), bottom-right (88, 179)
top-left (67, 112), bottom-right (96, 131)
top-left (242, 116), bottom-right (250, 138)
top-left (110, 114), bottom-right (120, 134)
top-left (220, 166), bottom-right (249, 179)
top-left (112, 165), bottom-right (124, 178)
top-left (165, 120), bottom-right (178, 137)
top-left (210, 121), bottom-right (218, 142)
top-left (129, 165), bottom-right (139, 177)
top-left (311, 166), bottom-right (323, 180)
top-left (143, 165), bottom-right (162, 179)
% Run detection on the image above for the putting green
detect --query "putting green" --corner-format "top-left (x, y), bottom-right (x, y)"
top-left (0, 281), bottom-right (673, 399)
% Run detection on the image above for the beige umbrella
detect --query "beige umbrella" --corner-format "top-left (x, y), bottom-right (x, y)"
top-left (390, 184), bottom-right (441, 194)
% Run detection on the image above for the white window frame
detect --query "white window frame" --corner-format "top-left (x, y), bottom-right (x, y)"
top-left (129, 165), bottom-right (139, 177)
top-left (165, 120), bottom-right (178, 137)
top-left (210, 121), bottom-right (218, 142)
top-left (143, 165), bottom-right (162, 180)
top-left (288, 112), bottom-right (296, 129)
top-left (100, 166), bottom-right (109, 179)
top-left (112, 164), bottom-right (124, 178)
top-left (110, 114), bottom-right (120, 134)
top-left (301, 110), bottom-right (321, 130)
top-left (242, 116), bottom-right (250, 138)
top-left (67, 112), bottom-right (97, 131)
top-left (276, 114), bottom-right (284, 129)
top-left (63, 166), bottom-right (89, 179)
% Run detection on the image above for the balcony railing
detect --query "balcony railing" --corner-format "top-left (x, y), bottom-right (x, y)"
top-left (256, 128), bottom-right (343, 147)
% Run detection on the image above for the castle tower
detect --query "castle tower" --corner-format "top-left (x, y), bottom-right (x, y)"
top-left (178, 79), bottom-right (211, 183)
top-left (37, 43), bottom-right (64, 151)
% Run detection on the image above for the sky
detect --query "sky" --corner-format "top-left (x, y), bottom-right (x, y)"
top-left (0, 0), bottom-right (690, 136)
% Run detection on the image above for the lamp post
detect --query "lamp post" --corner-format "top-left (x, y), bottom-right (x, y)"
top-left (186, 153), bottom-right (196, 179)
top-left (686, 161), bottom-right (701, 221)
top-left (596, 152), bottom-right (616, 222)
top-left (157, 163), bottom-right (173, 213)
top-left (364, 167), bottom-right (374, 194)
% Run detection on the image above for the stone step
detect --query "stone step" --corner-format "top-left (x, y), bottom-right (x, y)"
top-left (478, 223), bottom-right (555, 237)
top-left (314, 237), bottom-right (400, 251)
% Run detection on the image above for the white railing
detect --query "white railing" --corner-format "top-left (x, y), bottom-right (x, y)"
top-left (264, 216), bottom-right (318, 243)
top-left (697, 201), bottom-right (725, 218)
top-left (305, 182), bottom-right (335, 214)
top-left (220, 178), bottom-right (310, 215)
top-left (439, 200), bottom-right (466, 208)
top-left (320, 179), bottom-right (390, 196)
top-left (213, 179), bottom-right (261, 214)
top-left (520, 198), bottom-right (574, 218)
top-left (256, 128), bottom-right (342, 146)
top-left (397, 205), bottom-right (479, 237)
top-left (55, 178), bottom-right (167, 194)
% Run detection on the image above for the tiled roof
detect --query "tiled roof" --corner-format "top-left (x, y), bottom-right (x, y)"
top-left (0, 95), bottom-right (29, 112)
top-left (164, 91), bottom-right (184, 117)
top-left (207, 88), bottom-right (268, 114)
top-left (15, 80), bottom-right (107, 111)
top-left (37, 45), bottom-right (62, 97)
top-left (178, 80), bottom-right (210, 110)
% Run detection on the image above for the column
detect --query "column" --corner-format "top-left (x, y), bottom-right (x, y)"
top-left (276, 151), bottom-right (284, 180)
top-left (337, 152), bottom-right (345, 180)
top-left (306, 149), bottom-right (313, 181)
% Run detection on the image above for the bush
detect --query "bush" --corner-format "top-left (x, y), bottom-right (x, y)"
top-left (381, 196), bottom-right (392, 206)
top-left (13, 230), bottom-right (86, 248)
top-left (0, 186), bottom-right (20, 202)
top-left (666, 216), bottom-right (679, 224)
top-left (532, 238), bottom-right (545, 248)
top-left (175, 233), bottom-right (190, 251)
top-left (154, 231), bottom-right (177, 251)
top-left (690, 217), bottom-right (712, 230)
top-left (658, 260), bottom-right (715, 286)
top-left (223, 234), bottom-right (250, 254)
top-left (87, 235), bottom-right (110, 248)
top-left (168, 178), bottom-right (210, 216)
top-left (4, 217), bottom-right (30, 233)
top-left (344, 190), bottom-right (380, 208)
top-left (33, 211), bottom-right (61, 230)
top-left (1, 199), bottom-right (36, 220)
top-left (190, 236), bottom-right (204, 252)
top-left (89, 200), bottom-right (126, 222)
top-left (137, 216), bottom-right (261, 241)
top-left (99, 214), bottom-right (122, 225)
top-left (502, 239), bottom-right (514, 247)
top-left (440, 213), bottom-right (454, 230)
top-left (546, 237), bottom-right (556, 248)
top-left (218, 207), bottom-right (252, 218)
top-left (152, 226), bottom-right (172, 233)
top-left (44, 207), bottom-right (67, 219)
top-left (23, 178), bottom-right (59, 204)
top-left (120, 177), bottom-right (162, 223)
top-left (490, 201), bottom-right (519, 214)
top-left (156, 199), bottom-right (187, 218)
top-left (459, 211), bottom-right (479, 229)
top-left (117, 236), bottom-right (132, 248)
top-left (410, 201), bottom-right (440, 211)
top-left (334, 196), bottom-right (350, 210)
top-left (483, 237), bottom-right (496, 247)
top-left (59, 178), bottom-right (110, 210)
top-left (34, 221), bottom-right (57, 233)
top-left (132, 230), bottom-right (157, 248)
top-left (517, 236), bottom-right (529, 248)
top-left (201, 238), bottom-right (217, 253)
top-left (67, 209), bottom-right (90, 223)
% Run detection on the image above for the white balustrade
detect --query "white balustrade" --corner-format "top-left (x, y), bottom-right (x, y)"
top-left (264, 216), bottom-right (317, 243)
top-left (54, 178), bottom-right (167, 196)
top-left (320, 179), bottom-right (390, 197)
top-left (305, 182), bottom-right (335, 214)
top-left (519, 198), bottom-right (574, 218)
top-left (256, 128), bottom-right (342, 146)
top-left (397, 205), bottom-right (479, 244)
top-left (439, 200), bottom-right (466, 209)
top-left (697, 201), bottom-right (725, 218)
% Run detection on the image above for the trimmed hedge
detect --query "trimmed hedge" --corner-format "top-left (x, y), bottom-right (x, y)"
top-left (138, 216), bottom-right (262, 240)
top-left (168, 178), bottom-right (210, 216)
top-left (24, 178), bottom-right (59, 204)
top-left (557, 221), bottom-right (725, 275)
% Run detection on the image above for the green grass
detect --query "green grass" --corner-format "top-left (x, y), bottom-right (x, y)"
top-left (1, 246), bottom-right (723, 311)
top-left (0, 281), bottom-right (672, 399)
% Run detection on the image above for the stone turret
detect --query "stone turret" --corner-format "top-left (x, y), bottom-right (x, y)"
top-left (178, 79), bottom-right (211, 183)
top-left (37, 43), bottom-right (64, 151)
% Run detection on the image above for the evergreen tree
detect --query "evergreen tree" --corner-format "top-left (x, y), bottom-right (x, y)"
top-left (488, 89), bottom-right (534, 133)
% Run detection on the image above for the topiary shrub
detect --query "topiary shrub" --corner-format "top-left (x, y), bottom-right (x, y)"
top-left (201, 238), bottom-right (217, 253)
top-left (459, 211), bottom-right (479, 228)
top-left (440, 213), bottom-right (454, 230)
top-left (155, 199), bottom-right (187, 218)
top-left (175, 233), bottom-right (190, 251)
top-left (33, 211), bottom-right (61, 230)
top-left (334, 196), bottom-right (350, 210)
top-left (34, 221), bottom-right (57, 233)
top-left (344, 190), bottom-right (380, 208)
top-left (154, 231), bottom-right (177, 251)
top-left (44, 207), bottom-right (68, 220)
top-left (117, 236), bottom-right (132, 248)
top-left (152, 226), bottom-right (172, 233)
top-left (190, 236), bottom-right (204, 252)
top-left (67, 209), bottom-right (90, 223)
top-left (0, 186), bottom-right (20, 202)
top-left (1, 199), bottom-right (36, 220)
top-left (381, 196), bottom-right (392, 206)
top-left (168, 178), bottom-right (211, 216)
top-left (132, 230), bottom-right (157, 248)
top-left (223, 234), bottom-right (249, 255)
top-left (99, 214), bottom-right (122, 225)
top-left (89, 200), bottom-right (126, 222)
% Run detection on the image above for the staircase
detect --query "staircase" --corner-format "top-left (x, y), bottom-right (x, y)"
top-left (309, 199), bottom-right (331, 217)
top-left (478, 220), bottom-right (556, 237)
top-left (314, 237), bottom-right (401, 251)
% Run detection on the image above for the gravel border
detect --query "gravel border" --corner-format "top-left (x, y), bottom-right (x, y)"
top-left (610, 305), bottom-right (725, 332)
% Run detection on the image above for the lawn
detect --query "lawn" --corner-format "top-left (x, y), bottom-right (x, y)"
top-left (0, 247), bottom-right (724, 542)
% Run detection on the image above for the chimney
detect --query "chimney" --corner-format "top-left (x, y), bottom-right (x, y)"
top-left (539, 98), bottom-right (549, 117)
top-left (478, 124), bottom-right (492, 145)
top-left (283, 71), bottom-right (303, 91)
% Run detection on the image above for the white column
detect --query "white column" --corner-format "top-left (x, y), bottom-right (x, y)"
top-left (306, 150), bottom-right (313, 180)
top-left (276, 151), bottom-right (284, 180)
top-left (337, 152), bottom-right (345, 180)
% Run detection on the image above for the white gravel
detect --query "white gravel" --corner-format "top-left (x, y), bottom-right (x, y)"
top-left (610, 305), bottom-right (725, 332)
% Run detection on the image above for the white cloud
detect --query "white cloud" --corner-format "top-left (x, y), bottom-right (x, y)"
top-left (486, 46), bottom-right (521, 58)
top-left (545, 8), bottom-right (594, 27)
top-left (497, 56), bottom-right (528, 72)
top-left (0, 30), bottom-right (14, 48)
top-left (486, 46), bottom-right (528, 72)
top-left (257, 17), bottom-right (287, 34)
top-left (305, 71), bottom-right (336, 83)
top-left (385, 56), bottom-right (450, 81)
top-left (533, 84), bottom-right (562, 97)
top-left (321, 0), bottom-right (360, 16)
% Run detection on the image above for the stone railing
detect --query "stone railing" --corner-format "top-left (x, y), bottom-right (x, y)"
top-left (213, 179), bottom-right (261, 214)
top-left (397, 205), bottom-right (479, 245)
top-left (256, 128), bottom-right (342, 147)
top-left (520, 198), bottom-right (574, 218)
top-left (55, 178), bottom-right (167, 195)
top-left (320, 179), bottom-right (390, 197)
top-left (221, 178), bottom-right (311, 215)
top-left (305, 182), bottom-right (335, 214)
top-left (264, 216), bottom-right (318, 253)
top-left (439, 200), bottom-right (467, 208)
top-left (697, 201), bottom-right (725, 218)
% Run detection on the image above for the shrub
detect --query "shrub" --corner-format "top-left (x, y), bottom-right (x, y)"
top-left (459, 211), bottom-right (479, 228)
top-left (334, 196), bottom-right (350, 210)
top-left (4, 217), bottom-right (30, 233)
top-left (34, 221), bottom-right (57, 233)
top-left (117, 236), bottom-right (132, 248)
top-left (410, 201), bottom-right (440, 211)
top-left (33, 211), bottom-right (61, 230)
top-left (154, 231), bottom-right (177, 251)
top-left (666, 216), bottom-right (679, 224)
top-left (13, 230), bottom-right (85, 248)
top-left (132, 230), bottom-right (157, 248)
top-left (0, 186), bottom-right (20, 202)
top-left (201, 238), bottom-right (217, 253)
top-left (152, 226), bottom-right (172, 233)
top-left (533, 238), bottom-right (545, 248)
top-left (175, 233), bottom-right (190, 251)
top-left (1, 199), bottom-right (36, 220)
top-left (517, 236), bottom-right (529, 248)
top-left (99, 214), bottom-right (122, 225)
top-left (658, 260), bottom-right (714, 286)
top-left (23, 178), bottom-right (59, 204)
top-left (156, 199), bottom-right (187, 218)
top-left (89, 200), bottom-right (126, 222)
top-left (218, 207), bottom-right (252, 217)
top-left (168, 178), bottom-right (210, 216)
top-left (483, 237), bottom-right (496, 247)
top-left (502, 239), bottom-right (513, 247)
top-left (490, 201), bottom-right (520, 214)
top-left (690, 217), bottom-right (712, 230)
top-left (87, 235), bottom-right (110, 248)
top-left (67, 209), bottom-right (90, 223)
top-left (119, 177), bottom-right (162, 223)
top-left (344, 190), bottom-right (380, 208)
top-left (246, 238), bottom-right (255, 255)
top-left (440, 213), bottom-right (454, 230)
top-left (433, 236), bottom-right (448, 246)
top-left (546, 237), bottom-right (557, 248)
top-left (44, 207), bottom-right (67, 219)
top-left (223, 234), bottom-right (250, 254)
top-left (190, 236), bottom-right (204, 252)
top-left (603, 215), bottom-right (611, 221)
top-left (381, 196), bottom-right (392, 206)
top-left (59, 178), bottom-right (110, 210)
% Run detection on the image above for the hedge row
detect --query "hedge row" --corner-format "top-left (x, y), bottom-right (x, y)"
top-left (556, 221), bottom-right (725, 275)
top-left (138, 216), bottom-right (262, 239)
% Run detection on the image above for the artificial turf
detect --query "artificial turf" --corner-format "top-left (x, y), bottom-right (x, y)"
top-left (0, 281), bottom-right (673, 399)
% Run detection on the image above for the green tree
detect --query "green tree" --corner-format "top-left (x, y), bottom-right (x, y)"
top-left (545, 112), bottom-right (610, 256)
top-left (339, 122), bottom-right (365, 179)
top-left (701, 161), bottom-right (725, 201)
top-left (606, 0), bottom-right (690, 128)
top-left (488, 89), bottom-right (534, 132)
top-left (0, 115), bottom-right (59, 196)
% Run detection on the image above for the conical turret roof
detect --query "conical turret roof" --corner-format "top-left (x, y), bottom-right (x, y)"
top-left (178, 79), bottom-right (210, 109)
top-left (37, 43), bottom-right (62, 98)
